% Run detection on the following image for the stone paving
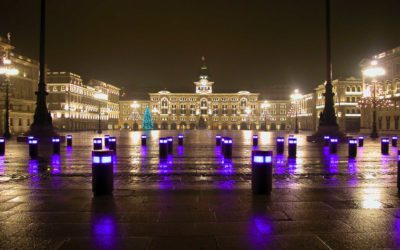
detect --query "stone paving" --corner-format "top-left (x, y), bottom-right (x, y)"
top-left (0, 130), bottom-right (400, 249)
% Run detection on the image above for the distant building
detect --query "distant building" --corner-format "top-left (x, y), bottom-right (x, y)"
top-left (0, 36), bottom-right (38, 135)
top-left (119, 57), bottom-right (290, 131)
top-left (314, 77), bottom-right (362, 132)
top-left (360, 46), bottom-right (400, 134)
top-left (47, 72), bottom-right (120, 131)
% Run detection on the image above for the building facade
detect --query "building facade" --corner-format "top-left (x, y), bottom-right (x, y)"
top-left (0, 36), bottom-right (38, 135)
top-left (360, 46), bottom-right (400, 134)
top-left (314, 77), bottom-right (362, 132)
top-left (119, 58), bottom-right (290, 131)
top-left (47, 72), bottom-right (120, 131)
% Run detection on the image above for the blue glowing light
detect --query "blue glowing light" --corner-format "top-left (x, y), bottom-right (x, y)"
top-left (288, 138), bottom-right (297, 144)
top-left (324, 136), bottom-right (330, 139)
top-left (29, 139), bottom-right (38, 145)
top-left (253, 135), bottom-right (258, 139)
top-left (276, 137), bottom-right (284, 143)
top-left (105, 135), bottom-right (110, 138)
top-left (167, 137), bottom-right (173, 142)
top-left (330, 138), bottom-right (338, 143)
top-left (216, 135), bottom-right (221, 139)
top-left (0, 138), bottom-right (4, 143)
top-left (66, 135), bottom-right (72, 139)
top-left (52, 138), bottom-right (60, 143)
top-left (93, 156), bottom-right (112, 164)
top-left (358, 136), bottom-right (364, 139)
top-left (141, 135), bottom-right (147, 139)
top-left (393, 136), bottom-right (398, 140)
top-left (253, 156), bottom-right (264, 163)
top-left (349, 139), bottom-right (357, 144)
top-left (178, 134), bottom-right (183, 138)
top-left (109, 138), bottom-right (116, 142)
top-left (382, 138), bottom-right (389, 143)
top-left (93, 139), bottom-right (102, 144)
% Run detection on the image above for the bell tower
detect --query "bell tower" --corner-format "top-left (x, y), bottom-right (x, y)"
top-left (195, 56), bottom-right (214, 94)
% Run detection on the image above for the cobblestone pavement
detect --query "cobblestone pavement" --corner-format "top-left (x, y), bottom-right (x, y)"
top-left (0, 130), bottom-right (399, 249)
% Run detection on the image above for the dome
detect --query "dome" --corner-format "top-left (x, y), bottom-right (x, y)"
top-left (158, 90), bottom-right (171, 94)
top-left (238, 91), bottom-right (250, 94)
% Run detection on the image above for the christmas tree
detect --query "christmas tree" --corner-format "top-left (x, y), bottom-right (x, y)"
top-left (142, 106), bottom-right (154, 130)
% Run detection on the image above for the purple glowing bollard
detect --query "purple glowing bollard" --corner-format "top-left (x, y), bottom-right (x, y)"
top-left (66, 135), bottom-right (72, 147)
top-left (141, 135), bottom-right (147, 146)
top-left (108, 137), bottom-right (117, 153)
top-left (276, 137), bottom-right (285, 154)
top-left (288, 138), bottom-right (297, 158)
top-left (0, 137), bottom-right (5, 156)
top-left (329, 138), bottom-right (338, 154)
top-left (93, 138), bottom-right (103, 150)
top-left (251, 150), bottom-right (273, 195)
top-left (358, 136), bottom-right (364, 147)
top-left (398, 150), bottom-right (400, 193)
top-left (216, 135), bottom-right (222, 146)
top-left (52, 137), bottom-right (61, 155)
top-left (104, 135), bottom-right (110, 148)
top-left (28, 138), bottom-right (39, 159)
top-left (253, 135), bottom-right (259, 147)
top-left (159, 138), bottom-right (168, 159)
top-left (392, 136), bottom-right (398, 147)
top-left (224, 138), bottom-right (233, 159)
top-left (323, 136), bottom-right (330, 147)
top-left (167, 137), bottom-right (173, 154)
top-left (348, 138), bottom-right (357, 158)
top-left (381, 138), bottom-right (389, 155)
top-left (178, 134), bottom-right (184, 146)
top-left (92, 150), bottom-right (114, 196)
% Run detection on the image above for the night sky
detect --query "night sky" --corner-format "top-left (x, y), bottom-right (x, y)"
top-left (2, 0), bottom-right (400, 99)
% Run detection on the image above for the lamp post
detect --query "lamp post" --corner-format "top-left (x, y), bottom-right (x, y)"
top-left (290, 89), bottom-right (302, 134)
top-left (362, 61), bottom-right (385, 139)
top-left (0, 56), bottom-right (19, 139)
top-left (130, 101), bottom-right (140, 130)
top-left (94, 92), bottom-right (108, 134)
top-left (261, 101), bottom-right (270, 131)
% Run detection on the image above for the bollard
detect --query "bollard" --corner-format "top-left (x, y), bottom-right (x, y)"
top-left (104, 135), bottom-right (110, 148)
top-left (323, 136), bottom-right (330, 147)
top-left (329, 138), bottom-right (338, 154)
top-left (28, 138), bottom-right (39, 159)
top-left (0, 137), bottom-right (5, 156)
top-left (109, 137), bottom-right (117, 153)
top-left (348, 138), bottom-right (357, 158)
top-left (167, 137), bottom-right (173, 154)
top-left (392, 136), bottom-right (398, 147)
top-left (52, 137), bottom-right (61, 155)
top-left (141, 135), bottom-right (147, 146)
top-left (251, 150), bottom-right (273, 195)
top-left (93, 138), bottom-right (103, 150)
top-left (178, 134), bottom-right (184, 146)
top-left (397, 150), bottom-right (400, 193)
top-left (381, 138), bottom-right (389, 155)
top-left (224, 138), bottom-right (233, 159)
top-left (253, 135), bottom-right (259, 147)
top-left (276, 137), bottom-right (285, 154)
top-left (159, 138), bottom-right (168, 159)
top-left (358, 136), bottom-right (364, 147)
top-left (66, 135), bottom-right (72, 147)
top-left (216, 135), bottom-right (222, 146)
top-left (288, 137), bottom-right (297, 158)
top-left (26, 136), bottom-right (34, 144)
top-left (92, 150), bottom-right (114, 196)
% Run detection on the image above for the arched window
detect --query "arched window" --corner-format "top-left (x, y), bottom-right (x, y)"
top-left (240, 98), bottom-right (247, 108)
top-left (357, 86), bottom-right (361, 92)
top-left (201, 99), bottom-right (207, 107)
top-left (351, 86), bottom-right (356, 92)
top-left (346, 86), bottom-right (350, 91)
top-left (161, 98), bottom-right (168, 114)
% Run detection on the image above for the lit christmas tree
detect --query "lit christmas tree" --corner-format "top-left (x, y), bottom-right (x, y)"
top-left (142, 106), bottom-right (154, 130)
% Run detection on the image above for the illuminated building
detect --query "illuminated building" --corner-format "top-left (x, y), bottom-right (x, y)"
top-left (314, 77), bottom-right (362, 132)
top-left (360, 46), bottom-right (400, 134)
top-left (0, 36), bottom-right (38, 135)
top-left (47, 72), bottom-right (120, 131)
top-left (119, 57), bottom-right (288, 130)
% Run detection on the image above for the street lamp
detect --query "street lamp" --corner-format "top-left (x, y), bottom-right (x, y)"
top-left (362, 60), bottom-right (385, 139)
top-left (290, 89), bottom-right (302, 134)
top-left (261, 101), bottom-right (271, 131)
top-left (0, 56), bottom-right (19, 139)
top-left (94, 92), bottom-right (108, 134)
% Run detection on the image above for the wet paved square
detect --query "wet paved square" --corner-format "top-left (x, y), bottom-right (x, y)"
top-left (0, 130), bottom-right (399, 249)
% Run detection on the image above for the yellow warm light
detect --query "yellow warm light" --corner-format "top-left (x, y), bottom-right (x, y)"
top-left (0, 67), bottom-right (19, 76)
top-left (94, 92), bottom-right (108, 100)
top-left (290, 89), bottom-right (302, 100)
top-left (363, 67), bottom-right (385, 78)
